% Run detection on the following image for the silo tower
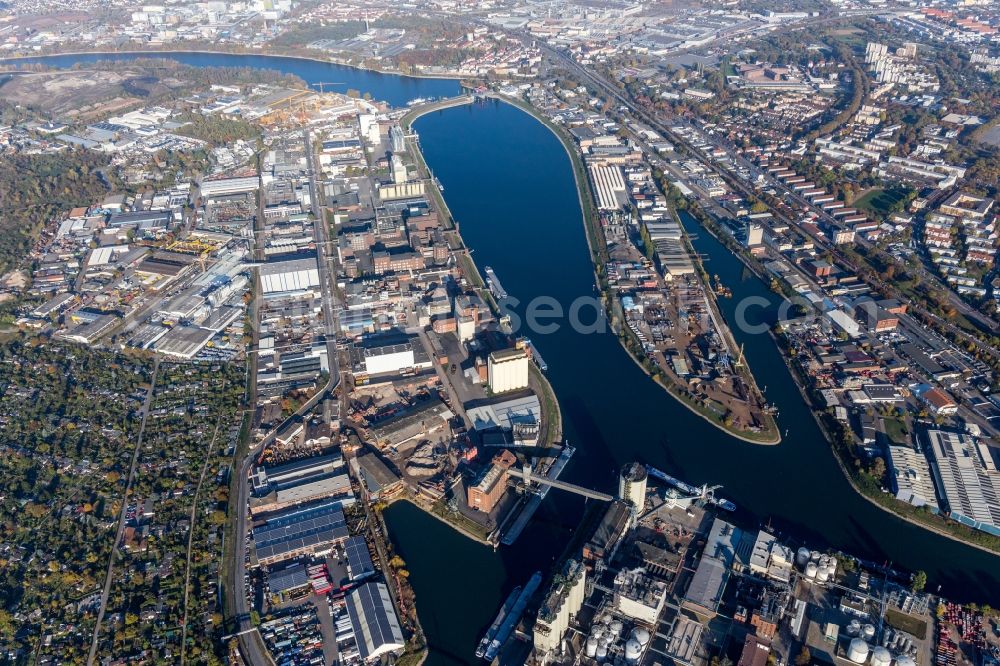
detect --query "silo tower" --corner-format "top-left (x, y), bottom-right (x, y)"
top-left (618, 463), bottom-right (648, 509)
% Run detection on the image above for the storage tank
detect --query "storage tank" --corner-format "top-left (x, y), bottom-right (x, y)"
top-left (796, 547), bottom-right (811, 568)
top-left (848, 639), bottom-right (870, 664)
top-left (609, 620), bottom-right (624, 637)
top-left (596, 644), bottom-right (608, 662)
top-left (632, 628), bottom-right (651, 646)
top-left (586, 637), bottom-right (599, 658)
top-left (593, 626), bottom-right (605, 641)
top-left (871, 646), bottom-right (891, 666)
top-left (805, 562), bottom-right (819, 579)
top-left (810, 551), bottom-right (822, 563)
top-left (863, 624), bottom-right (876, 641)
top-left (848, 620), bottom-right (861, 637)
top-left (625, 638), bottom-right (643, 665)
top-left (896, 655), bottom-right (916, 666)
top-left (817, 567), bottom-right (831, 583)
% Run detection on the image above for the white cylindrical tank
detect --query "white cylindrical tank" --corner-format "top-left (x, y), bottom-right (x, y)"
top-left (871, 646), bottom-right (891, 666)
top-left (817, 568), bottom-right (831, 583)
top-left (848, 620), bottom-right (861, 637)
top-left (848, 639), bottom-right (870, 664)
top-left (810, 551), bottom-right (822, 563)
top-left (586, 637), bottom-right (599, 658)
top-left (609, 620), bottom-right (624, 637)
top-left (596, 644), bottom-right (608, 662)
top-left (805, 562), bottom-right (819, 579)
top-left (593, 626), bottom-right (605, 641)
top-left (896, 655), bottom-right (916, 666)
top-left (625, 639), bottom-right (643, 664)
top-left (863, 624), bottom-right (876, 641)
top-left (828, 558), bottom-right (838, 575)
top-left (796, 547), bottom-right (811, 568)
top-left (632, 628), bottom-right (651, 646)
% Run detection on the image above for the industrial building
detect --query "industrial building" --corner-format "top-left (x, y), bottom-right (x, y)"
top-left (488, 347), bottom-right (530, 394)
top-left (352, 451), bottom-right (403, 500)
top-left (369, 399), bottom-right (453, 448)
top-left (683, 518), bottom-right (744, 618)
top-left (583, 500), bottom-right (632, 562)
top-left (468, 450), bottom-right (517, 514)
top-left (251, 452), bottom-right (344, 493)
top-left (589, 164), bottom-right (628, 210)
top-left (267, 563), bottom-right (310, 595)
top-left (344, 535), bottom-right (376, 582)
top-left (249, 473), bottom-right (354, 516)
top-left (345, 582), bottom-right (406, 662)
top-left (258, 252), bottom-right (321, 298)
top-left (926, 429), bottom-right (1000, 536)
top-left (645, 217), bottom-right (695, 277)
top-left (200, 175), bottom-right (260, 197)
top-left (253, 499), bottom-right (350, 565)
top-left (612, 567), bottom-right (668, 624)
top-left (466, 394), bottom-right (542, 445)
top-left (886, 445), bottom-right (937, 508)
top-left (348, 334), bottom-right (432, 379)
top-left (533, 559), bottom-right (587, 656)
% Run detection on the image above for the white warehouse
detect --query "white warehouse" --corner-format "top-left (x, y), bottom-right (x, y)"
top-left (258, 255), bottom-right (321, 298)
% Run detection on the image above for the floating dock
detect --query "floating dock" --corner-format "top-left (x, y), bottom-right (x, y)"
top-left (484, 266), bottom-right (507, 301)
top-left (500, 445), bottom-right (575, 546)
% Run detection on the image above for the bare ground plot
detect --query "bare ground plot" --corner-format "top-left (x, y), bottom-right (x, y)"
top-left (978, 124), bottom-right (1000, 149)
top-left (0, 69), bottom-right (186, 118)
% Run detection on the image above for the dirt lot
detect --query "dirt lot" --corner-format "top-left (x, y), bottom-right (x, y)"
top-left (0, 68), bottom-right (186, 118)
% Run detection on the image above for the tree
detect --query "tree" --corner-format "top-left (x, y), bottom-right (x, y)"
top-left (796, 647), bottom-right (812, 666)
top-left (912, 570), bottom-right (927, 593)
top-left (0, 609), bottom-right (14, 640)
top-left (870, 457), bottom-right (886, 482)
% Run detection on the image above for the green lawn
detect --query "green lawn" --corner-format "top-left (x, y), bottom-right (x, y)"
top-left (855, 187), bottom-right (911, 216)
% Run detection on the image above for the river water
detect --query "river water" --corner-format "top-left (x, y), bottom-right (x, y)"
top-left (9, 52), bottom-right (999, 666)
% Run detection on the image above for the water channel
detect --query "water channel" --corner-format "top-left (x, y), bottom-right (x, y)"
top-left (5, 51), bottom-right (998, 666)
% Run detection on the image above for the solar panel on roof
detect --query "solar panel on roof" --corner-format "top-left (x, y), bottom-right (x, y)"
top-left (345, 536), bottom-right (375, 580)
top-left (253, 500), bottom-right (348, 560)
top-left (268, 563), bottom-right (309, 593)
